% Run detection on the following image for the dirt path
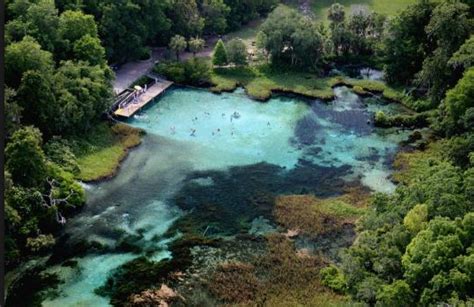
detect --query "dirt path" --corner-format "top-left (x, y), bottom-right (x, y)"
top-left (113, 19), bottom-right (262, 92)
top-left (113, 38), bottom-right (217, 93)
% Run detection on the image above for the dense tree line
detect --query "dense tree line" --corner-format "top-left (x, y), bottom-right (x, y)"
top-left (382, 0), bottom-right (473, 104)
top-left (253, 5), bottom-right (386, 71)
top-left (318, 1), bottom-right (474, 305)
top-left (4, 0), bottom-right (112, 268)
top-left (15, 0), bottom-right (279, 63)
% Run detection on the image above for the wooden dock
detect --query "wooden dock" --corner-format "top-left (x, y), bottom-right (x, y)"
top-left (113, 80), bottom-right (173, 118)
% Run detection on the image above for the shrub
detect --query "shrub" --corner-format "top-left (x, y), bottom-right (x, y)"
top-left (208, 262), bottom-right (260, 303)
top-left (26, 234), bottom-right (56, 253)
top-left (226, 38), bottom-right (247, 65)
top-left (212, 39), bottom-right (228, 66)
top-left (154, 58), bottom-right (211, 86)
top-left (320, 265), bottom-right (347, 293)
top-left (138, 47), bottom-right (151, 61)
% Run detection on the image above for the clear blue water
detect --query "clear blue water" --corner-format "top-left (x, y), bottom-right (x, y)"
top-left (33, 86), bottom-right (409, 306)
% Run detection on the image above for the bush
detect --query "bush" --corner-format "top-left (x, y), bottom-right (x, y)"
top-left (154, 58), bottom-right (211, 86)
top-left (26, 234), bottom-right (56, 253)
top-left (320, 265), bottom-right (347, 293)
top-left (374, 111), bottom-right (429, 128)
top-left (212, 39), bottom-right (228, 66)
top-left (138, 47), bottom-right (151, 61)
top-left (226, 38), bottom-right (247, 65)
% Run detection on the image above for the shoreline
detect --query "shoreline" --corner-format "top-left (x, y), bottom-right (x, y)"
top-left (87, 74), bottom-right (411, 184)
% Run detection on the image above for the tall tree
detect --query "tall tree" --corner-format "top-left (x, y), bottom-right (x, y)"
top-left (5, 126), bottom-right (47, 188)
top-left (382, 0), bottom-right (435, 85)
top-left (439, 68), bottom-right (474, 135)
top-left (201, 0), bottom-right (230, 34)
top-left (16, 70), bottom-right (57, 136)
top-left (169, 35), bottom-right (187, 61)
top-left (72, 34), bottom-right (106, 66)
top-left (99, 0), bottom-right (171, 62)
top-left (188, 37), bottom-right (205, 57)
top-left (168, 0), bottom-right (204, 37)
top-left (328, 3), bottom-right (345, 25)
top-left (53, 61), bottom-right (113, 134)
top-left (417, 1), bottom-right (473, 102)
top-left (24, 0), bottom-right (60, 52)
top-left (212, 39), bottom-right (228, 66)
top-left (226, 38), bottom-right (247, 65)
top-left (5, 36), bottom-right (54, 88)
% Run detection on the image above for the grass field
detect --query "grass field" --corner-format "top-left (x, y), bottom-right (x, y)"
top-left (285, 0), bottom-right (417, 23)
top-left (313, 0), bottom-right (416, 20)
top-left (74, 123), bottom-right (143, 181)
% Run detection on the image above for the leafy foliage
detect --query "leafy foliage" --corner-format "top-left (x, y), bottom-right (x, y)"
top-left (5, 126), bottom-right (48, 188)
top-left (169, 35), bottom-right (187, 61)
top-left (155, 58), bottom-right (211, 86)
top-left (226, 38), bottom-right (247, 65)
top-left (258, 6), bottom-right (325, 70)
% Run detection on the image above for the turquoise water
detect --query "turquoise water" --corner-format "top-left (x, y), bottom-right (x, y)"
top-left (17, 86), bottom-right (410, 306)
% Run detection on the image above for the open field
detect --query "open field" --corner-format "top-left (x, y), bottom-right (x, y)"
top-left (285, 0), bottom-right (417, 22)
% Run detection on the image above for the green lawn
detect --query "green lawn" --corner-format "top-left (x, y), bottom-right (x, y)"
top-left (73, 123), bottom-right (143, 181)
top-left (315, 0), bottom-right (416, 20)
top-left (225, 19), bottom-right (263, 49)
top-left (285, 0), bottom-right (417, 23)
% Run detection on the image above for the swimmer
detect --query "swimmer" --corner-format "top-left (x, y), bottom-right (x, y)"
top-left (267, 121), bottom-right (270, 126)
top-left (190, 129), bottom-right (196, 137)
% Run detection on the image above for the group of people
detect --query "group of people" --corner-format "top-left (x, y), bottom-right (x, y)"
top-left (131, 84), bottom-right (148, 104)
top-left (166, 110), bottom-right (244, 137)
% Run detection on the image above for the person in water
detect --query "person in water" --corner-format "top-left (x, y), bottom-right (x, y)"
top-left (190, 128), bottom-right (196, 137)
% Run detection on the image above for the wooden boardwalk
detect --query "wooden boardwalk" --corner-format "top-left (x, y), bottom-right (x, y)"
top-left (114, 80), bottom-right (173, 118)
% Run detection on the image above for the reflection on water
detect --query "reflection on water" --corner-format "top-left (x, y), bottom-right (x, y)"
top-left (37, 86), bottom-right (408, 306)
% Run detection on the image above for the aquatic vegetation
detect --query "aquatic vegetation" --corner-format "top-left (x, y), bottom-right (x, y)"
top-left (254, 234), bottom-right (347, 306)
top-left (210, 65), bottom-right (335, 101)
top-left (200, 234), bottom-right (348, 306)
top-left (74, 123), bottom-right (144, 181)
top-left (6, 265), bottom-right (62, 307)
top-left (95, 257), bottom-right (176, 305)
top-left (392, 141), bottom-right (445, 184)
top-left (274, 191), bottom-right (367, 237)
top-left (374, 111), bottom-right (430, 128)
top-left (128, 284), bottom-right (184, 306)
top-left (330, 76), bottom-right (408, 105)
top-left (208, 262), bottom-right (260, 303)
